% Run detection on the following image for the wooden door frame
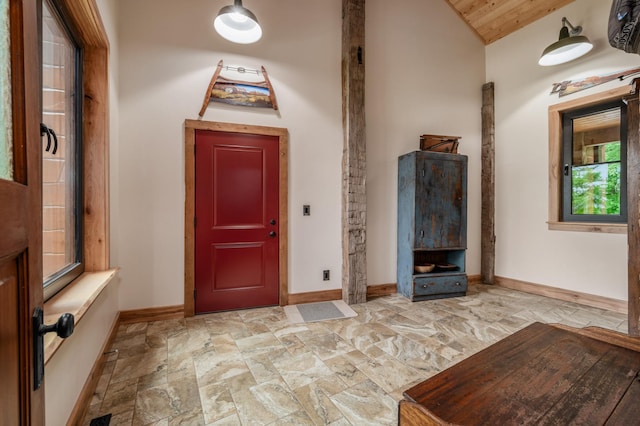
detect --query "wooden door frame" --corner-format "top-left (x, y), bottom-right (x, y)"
top-left (183, 120), bottom-right (289, 316)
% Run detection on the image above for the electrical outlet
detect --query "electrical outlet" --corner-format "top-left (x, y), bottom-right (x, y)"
top-left (323, 270), bottom-right (330, 281)
top-left (303, 205), bottom-right (311, 216)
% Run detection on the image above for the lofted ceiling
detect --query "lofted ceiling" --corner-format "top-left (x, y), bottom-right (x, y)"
top-left (444, 0), bottom-right (575, 45)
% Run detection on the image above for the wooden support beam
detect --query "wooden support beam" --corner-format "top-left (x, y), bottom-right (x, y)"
top-left (481, 82), bottom-right (496, 284)
top-left (626, 80), bottom-right (640, 336)
top-left (341, 0), bottom-right (367, 304)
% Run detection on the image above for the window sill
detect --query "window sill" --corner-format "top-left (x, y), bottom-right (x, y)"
top-left (43, 268), bottom-right (118, 364)
top-left (547, 221), bottom-right (627, 234)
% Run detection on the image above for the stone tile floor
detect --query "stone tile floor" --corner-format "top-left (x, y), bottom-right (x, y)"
top-left (83, 284), bottom-right (628, 425)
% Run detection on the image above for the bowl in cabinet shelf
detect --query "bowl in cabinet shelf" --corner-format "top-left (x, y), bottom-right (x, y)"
top-left (414, 264), bottom-right (435, 274)
top-left (436, 263), bottom-right (458, 271)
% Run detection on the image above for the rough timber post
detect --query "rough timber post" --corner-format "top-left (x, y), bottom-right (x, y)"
top-left (481, 82), bottom-right (496, 284)
top-left (342, 0), bottom-right (367, 304)
top-left (626, 80), bottom-right (640, 336)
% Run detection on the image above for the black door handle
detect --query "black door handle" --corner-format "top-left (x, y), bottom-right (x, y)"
top-left (41, 123), bottom-right (52, 152)
top-left (49, 128), bottom-right (58, 155)
top-left (269, 231), bottom-right (277, 237)
top-left (39, 312), bottom-right (75, 338)
top-left (40, 124), bottom-right (59, 155)
top-left (33, 308), bottom-right (75, 389)
top-left (270, 219), bottom-right (276, 225)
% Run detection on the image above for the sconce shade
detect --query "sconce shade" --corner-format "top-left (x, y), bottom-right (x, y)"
top-left (214, 0), bottom-right (262, 44)
top-left (538, 19), bottom-right (593, 66)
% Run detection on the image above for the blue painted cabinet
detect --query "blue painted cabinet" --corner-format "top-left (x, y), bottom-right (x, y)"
top-left (397, 151), bottom-right (467, 301)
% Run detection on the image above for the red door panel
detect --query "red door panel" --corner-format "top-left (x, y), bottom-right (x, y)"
top-left (213, 147), bottom-right (265, 227)
top-left (195, 130), bottom-right (279, 312)
top-left (212, 243), bottom-right (264, 290)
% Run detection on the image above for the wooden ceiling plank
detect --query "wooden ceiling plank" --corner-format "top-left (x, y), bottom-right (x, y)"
top-left (472, 0), bottom-right (565, 30)
top-left (478, 0), bottom-right (575, 44)
top-left (452, 0), bottom-right (492, 17)
top-left (445, 0), bottom-right (576, 45)
top-left (469, 0), bottom-right (535, 30)
top-left (465, 0), bottom-right (519, 25)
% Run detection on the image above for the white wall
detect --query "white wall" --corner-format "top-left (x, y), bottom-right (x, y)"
top-left (45, 0), bottom-right (121, 423)
top-left (115, 0), bottom-right (344, 308)
top-left (486, 0), bottom-right (637, 301)
top-left (45, 284), bottom-right (119, 425)
top-left (114, 0), bottom-right (485, 309)
top-left (108, 0), bottom-right (121, 283)
top-left (366, 0), bottom-right (486, 285)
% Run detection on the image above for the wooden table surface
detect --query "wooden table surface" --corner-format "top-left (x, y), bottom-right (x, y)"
top-left (400, 322), bottom-right (640, 425)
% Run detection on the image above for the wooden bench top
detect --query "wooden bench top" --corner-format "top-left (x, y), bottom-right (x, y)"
top-left (400, 322), bottom-right (640, 425)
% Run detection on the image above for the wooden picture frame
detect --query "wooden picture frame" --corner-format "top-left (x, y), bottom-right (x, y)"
top-left (199, 60), bottom-right (278, 116)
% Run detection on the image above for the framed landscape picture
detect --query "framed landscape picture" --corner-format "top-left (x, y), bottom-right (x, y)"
top-left (199, 60), bottom-right (278, 116)
top-left (211, 80), bottom-right (273, 108)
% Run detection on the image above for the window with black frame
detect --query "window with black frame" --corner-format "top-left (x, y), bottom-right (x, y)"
top-left (42, 0), bottom-right (83, 300)
top-left (562, 100), bottom-right (627, 223)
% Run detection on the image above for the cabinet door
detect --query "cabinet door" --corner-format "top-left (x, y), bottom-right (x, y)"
top-left (415, 156), bottom-right (466, 249)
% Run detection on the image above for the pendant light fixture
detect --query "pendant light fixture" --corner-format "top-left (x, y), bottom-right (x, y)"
top-left (214, 0), bottom-right (262, 44)
top-left (538, 17), bottom-right (593, 66)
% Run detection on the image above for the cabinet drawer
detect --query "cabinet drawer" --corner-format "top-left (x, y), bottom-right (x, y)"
top-left (413, 275), bottom-right (467, 296)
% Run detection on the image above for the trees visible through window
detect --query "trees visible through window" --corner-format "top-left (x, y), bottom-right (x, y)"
top-left (562, 100), bottom-right (626, 223)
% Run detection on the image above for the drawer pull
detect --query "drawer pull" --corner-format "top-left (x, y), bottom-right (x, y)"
top-left (421, 284), bottom-right (428, 288)
top-left (455, 282), bottom-right (461, 286)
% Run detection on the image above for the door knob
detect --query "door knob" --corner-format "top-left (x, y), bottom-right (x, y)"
top-left (269, 231), bottom-right (277, 237)
top-left (33, 308), bottom-right (75, 389)
top-left (39, 312), bottom-right (75, 338)
top-left (270, 219), bottom-right (277, 225)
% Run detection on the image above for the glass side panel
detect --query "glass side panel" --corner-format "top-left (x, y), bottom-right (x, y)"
top-left (570, 107), bottom-right (621, 216)
top-left (42, 0), bottom-right (78, 283)
top-left (571, 163), bottom-right (621, 215)
top-left (0, 0), bottom-right (12, 180)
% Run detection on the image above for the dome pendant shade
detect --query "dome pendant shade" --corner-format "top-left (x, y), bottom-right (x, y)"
top-left (538, 18), bottom-right (593, 66)
top-left (214, 0), bottom-right (262, 44)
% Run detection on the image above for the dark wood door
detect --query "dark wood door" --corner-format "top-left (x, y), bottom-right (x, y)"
top-left (194, 130), bottom-right (280, 312)
top-left (0, 0), bottom-right (43, 424)
top-left (415, 153), bottom-right (467, 249)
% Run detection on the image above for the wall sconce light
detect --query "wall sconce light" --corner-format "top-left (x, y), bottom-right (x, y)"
top-left (214, 0), bottom-right (262, 44)
top-left (538, 17), bottom-right (593, 66)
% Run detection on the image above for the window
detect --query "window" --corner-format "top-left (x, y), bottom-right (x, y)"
top-left (42, 0), bottom-right (83, 300)
top-left (548, 86), bottom-right (632, 234)
top-left (561, 100), bottom-right (627, 223)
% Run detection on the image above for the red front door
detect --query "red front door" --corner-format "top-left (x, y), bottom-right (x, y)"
top-left (195, 130), bottom-right (279, 312)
